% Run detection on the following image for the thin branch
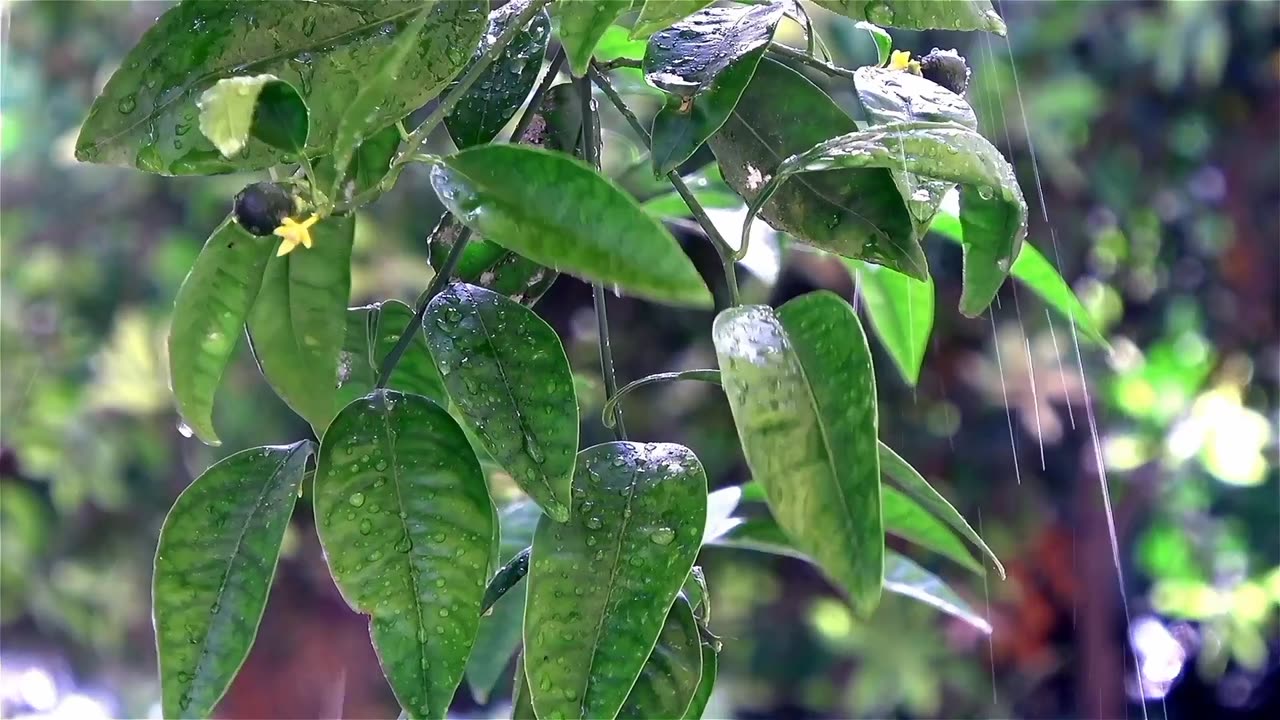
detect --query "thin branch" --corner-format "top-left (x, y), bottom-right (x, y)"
top-left (767, 42), bottom-right (859, 81)
top-left (600, 370), bottom-right (721, 430)
top-left (596, 56), bottom-right (642, 72)
top-left (507, 49), bottom-right (567, 143)
top-left (589, 66), bottom-right (741, 306)
top-left (397, 0), bottom-right (554, 163)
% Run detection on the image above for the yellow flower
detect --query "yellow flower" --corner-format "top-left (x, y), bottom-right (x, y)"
top-left (888, 49), bottom-right (921, 74)
top-left (273, 214), bottom-right (319, 256)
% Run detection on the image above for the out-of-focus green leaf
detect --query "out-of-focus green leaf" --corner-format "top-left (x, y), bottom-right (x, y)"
top-left (713, 294), bottom-right (884, 615)
top-left (315, 390), bottom-right (494, 720)
top-left (524, 442), bottom-right (707, 720)
top-left (883, 486), bottom-right (980, 574)
top-left (430, 145), bottom-right (711, 307)
top-left (618, 595), bottom-right (703, 719)
top-left (708, 60), bottom-right (923, 279)
top-left (847, 259), bottom-right (934, 386)
top-left (154, 441), bottom-right (313, 718)
top-left (246, 215), bottom-right (354, 436)
top-left (169, 219), bottom-right (273, 446)
top-left (556, 0), bottom-right (635, 76)
top-left (446, 0), bottom-right (552, 149)
top-left (644, 2), bottom-right (785, 175)
top-left (748, 121), bottom-right (1027, 316)
top-left (812, 0), bottom-right (1006, 35)
top-left (855, 21), bottom-right (892, 65)
top-left (76, 0), bottom-right (485, 175)
top-left (424, 283), bottom-right (577, 521)
top-left (683, 638), bottom-right (719, 719)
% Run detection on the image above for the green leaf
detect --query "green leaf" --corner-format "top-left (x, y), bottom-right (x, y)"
top-left (196, 75), bottom-right (308, 158)
top-left (424, 283), bottom-right (577, 522)
top-left (617, 595), bottom-right (703, 719)
top-left (929, 210), bottom-right (1109, 346)
top-left (555, 0), bottom-right (635, 76)
top-left (848, 259), bottom-right (934, 386)
top-left (878, 442), bottom-right (1004, 577)
top-left (708, 59), bottom-right (924, 279)
top-left (465, 500), bottom-right (541, 703)
top-left (246, 215), bottom-right (354, 437)
top-left (631, 1), bottom-right (715, 38)
top-left (154, 440), bottom-right (312, 718)
top-left (644, 2), bottom-right (785, 176)
top-left (852, 66), bottom-right (978, 230)
top-left (446, 0), bottom-right (552, 149)
top-left (427, 214), bottom-right (559, 308)
top-left (76, 0), bottom-right (486, 175)
top-left (749, 120), bottom-right (1027, 316)
top-left (512, 653), bottom-right (537, 720)
top-left (811, 0), bottom-right (1006, 35)
top-left (855, 21), bottom-right (892, 66)
top-left (314, 126), bottom-right (402, 203)
top-left (594, 24), bottom-right (648, 62)
top-left (524, 441), bottom-right (707, 720)
top-left (430, 145), bottom-right (711, 307)
top-left (169, 218), bottom-right (274, 446)
top-left (709, 518), bottom-right (991, 633)
top-left (713, 293), bottom-right (883, 615)
top-left (332, 301), bottom-right (449, 422)
top-left (683, 639), bottom-right (719, 719)
top-left (883, 486), bottom-right (980, 574)
top-left (315, 390), bottom-right (495, 720)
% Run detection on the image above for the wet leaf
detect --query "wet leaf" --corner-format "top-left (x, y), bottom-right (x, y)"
top-left (524, 441), bottom-right (707, 720)
top-left (246, 215), bottom-right (354, 436)
top-left (465, 500), bottom-right (541, 703)
top-left (879, 442), bottom-right (1004, 576)
top-left (169, 218), bottom-right (273, 445)
top-left (683, 639), bottom-right (718, 719)
top-left (154, 441), bottom-right (313, 718)
top-left (512, 653), bottom-right (537, 720)
top-left (196, 75), bottom-right (308, 157)
top-left (556, 0), bottom-right (635, 76)
top-left (853, 66), bottom-right (978, 229)
top-left (430, 145), bottom-right (711, 307)
top-left (930, 210), bottom-right (1109, 346)
top-left (314, 126), bottom-right (401, 203)
top-left (424, 283), bottom-right (577, 521)
top-left (847, 259), bottom-right (934, 386)
top-left (812, 0), bottom-right (1006, 35)
top-left (631, 1), bottom-right (715, 38)
top-left (427, 214), bottom-right (558, 308)
top-left (708, 60), bottom-right (924, 279)
top-left (618, 595), bottom-right (703, 719)
top-left (713, 293), bottom-right (884, 615)
top-left (76, 0), bottom-right (486, 175)
top-left (644, 2), bottom-right (785, 175)
top-left (750, 120), bottom-right (1027, 315)
top-left (856, 21), bottom-right (892, 66)
top-left (315, 390), bottom-right (495, 720)
top-left (883, 486), bottom-right (980, 574)
top-left (446, 0), bottom-right (552, 149)
top-left (332, 300), bottom-right (449, 422)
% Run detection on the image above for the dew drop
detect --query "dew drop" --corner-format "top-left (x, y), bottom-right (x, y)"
top-left (650, 527), bottom-right (676, 545)
top-left (348, 492), bottom-right (366, 507)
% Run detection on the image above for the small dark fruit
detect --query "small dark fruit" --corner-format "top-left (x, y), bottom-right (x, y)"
top-left (232, 182), bottom-right (294, 236)
top-left (919, 48), bottom-right (971, 96)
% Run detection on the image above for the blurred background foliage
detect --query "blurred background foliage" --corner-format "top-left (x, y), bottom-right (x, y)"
top-left (1, 1), bottom-right (1277, 718)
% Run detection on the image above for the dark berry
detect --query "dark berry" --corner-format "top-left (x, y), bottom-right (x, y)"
top-left (918, 48), bottom-right (971, 96)
top-left (232, 182), bottom-right (294, 236)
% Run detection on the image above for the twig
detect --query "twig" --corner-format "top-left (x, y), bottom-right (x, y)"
top-left (767, 42), bottom-right (859, 82)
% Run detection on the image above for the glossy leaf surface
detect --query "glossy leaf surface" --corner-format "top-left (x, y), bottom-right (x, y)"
top-left (431, 145), bottom-right (711, 307)
top-left (196, 75), bottom-right (308, 158)
top-left (754, 121), bottom-right (1027, 315)
top-left (812, 0), bottom-right (1006, 34)
top-left (708, 60), bottom-right (923, 278)
top-left (315, 390), bottom-right (495, 720)
top-left (883, 486), bottom-right (979, 573)
top-left (76, 0), bottom-right (485, 175)
top-left (849, 259), bottom-right (934, 386)
top-left (154, 441), bottom-right (312, 718)
top-left (246, 215), bottom-right (354, 435)
top-left (524, 442), bottom-right (707, 719)
top-left (930, 211), bottom-right (1108, 346)
top-left (427, 214), bottom-right (558, 308)
top-left (556, 0), bottom-right (635, 76)
top-left (617, 595), bottom-right (703, 719)
top-left (314, 126), bottom-right (401, 202)
top-left (644, 2), bottom-right (785, 175)
top-left (425, 283), bottom-right (577, 521)
top-left (631, 0), bottom-right (715, 38)
top-left (713, 293), bottom-right (883, 615)
top-left (169, 219), bottom-right (273, 445)
top-left (332, 301), bottom-right (449, 422)
top-left (446, 0), bottom-right (551, 149)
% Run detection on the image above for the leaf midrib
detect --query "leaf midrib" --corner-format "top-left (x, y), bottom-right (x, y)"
top-left (84, 4), bottom-right (427, 152)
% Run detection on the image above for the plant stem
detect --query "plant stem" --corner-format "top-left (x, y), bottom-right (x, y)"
top-left (397, 0), bottom-right (554, 164)
top-left (767, 42), bottom-right (858, 81)
top-left (481, 546), bottom-right (531, 614)
top-left (508, 49), bottom-right (567, 142)
top-left (600, 370), bottom-right (722, 430)
top-left (596, 56), bottom-right (642, 71)
top-left (588, 67), bottom-right (741, 306)
top-left (374, 226), bottom-right (472, 389)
